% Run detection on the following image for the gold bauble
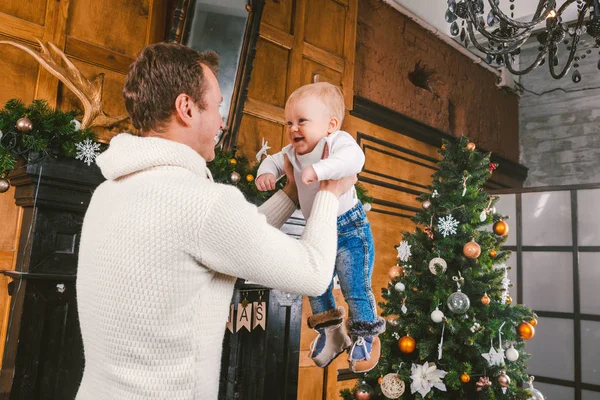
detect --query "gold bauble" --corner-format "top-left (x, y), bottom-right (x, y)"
top-left (229, 158), bottom-right (237, 164)
top-left (398, 335), bottom-right (416, 353)
top-left (388, 266), bottom-right (403, 280)
top-left (460, 372), bottom-right (471, 383)
top-left (377, 376), bottom-right (383, 385)
top-left (463, 240), bottom-right (481, 259)
top-left (16, 117), bottom-right (33, 133)
top-left (481, 293), bottom-right (491, 305)
top-left (489, 249), bottom-right (497, 258)
top-left (246, 174), bottom-right (255, 182)
top-left (518, 321), bottom-right (535, 340)
top-left (466, 142), bottom-right (476, 151)
top-left (493, 220), bottom-right (509, 236)
top-left (530, 318), bottom-right (538, 327)
top-left (506, 295), bottom-right (513, 305)
top-left (0, 178), bottom-right (10, 194)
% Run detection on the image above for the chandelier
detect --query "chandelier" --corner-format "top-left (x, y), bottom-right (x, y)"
top-left (445, 0), bottom-right (600, 82)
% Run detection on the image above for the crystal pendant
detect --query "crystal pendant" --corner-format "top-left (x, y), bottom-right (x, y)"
top-left (572, 69), bottom-right (582, 83)
top-left (446, 8), bottom-right (457, 23)
top-left (450, 21), bottom-right (460, 36)
top-left (486, 54), bottom-right (493, 64)
top-left (487, 10), bottom-right (497, 26)
top-left (448, 0), bottom-right (456, 12)
top-left (460, 28), bottom-right (466, 42)
top-left (553, 55), bottom-right (559, 66)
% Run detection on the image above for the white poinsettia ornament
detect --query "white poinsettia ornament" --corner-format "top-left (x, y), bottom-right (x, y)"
top-left (410, 361), bottom-right (447, 397)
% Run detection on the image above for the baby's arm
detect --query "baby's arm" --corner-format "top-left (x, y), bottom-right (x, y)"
top-left (310, 134), bottom-right (365, 181)
top-left (256, 151), bottom-right (286, 191)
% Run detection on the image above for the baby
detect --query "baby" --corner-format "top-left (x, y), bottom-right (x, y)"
top-left (255, 82), bottom-right (384, 373)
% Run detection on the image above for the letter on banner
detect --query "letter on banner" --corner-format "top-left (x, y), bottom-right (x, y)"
top-left (253, 301), bottom-right (266, 330)
top-left (236, 302), bottom-right (252, 332)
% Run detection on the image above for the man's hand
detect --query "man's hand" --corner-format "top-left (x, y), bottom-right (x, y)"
top-left (256, 173), bottom-right (276, 191)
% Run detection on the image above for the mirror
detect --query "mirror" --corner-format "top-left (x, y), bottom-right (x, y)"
top-left (169, 0), bottom-right (264, 150)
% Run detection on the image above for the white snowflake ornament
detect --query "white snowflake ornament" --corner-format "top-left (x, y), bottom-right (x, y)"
top-left (396, 240), bottom-right (412, 262)
top-left (437, 215), bottom-right (459, 237)
top-left (75, 139), bottom-right (101, 166)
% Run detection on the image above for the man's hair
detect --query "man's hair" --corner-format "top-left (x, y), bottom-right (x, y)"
top-left (286, 82), bottom-right (346, 128)
top-left (123, 43), bottom-right (219, 133)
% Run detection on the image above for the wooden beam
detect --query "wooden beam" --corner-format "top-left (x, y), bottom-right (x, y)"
top-left (302, 42), bottom-right (344, 73)
top-left (259, 22), bottom-right (293, 50)
top-left (342, 0), bottom-right (358, 109)
top-left (65, 36), bottom-right (134, 74)
top-left (0, 12), bottom-right (44, 43)
top-left (34, 0), bottom-right (71, 106)
top-left (243, 97), bottom-right (285, 125)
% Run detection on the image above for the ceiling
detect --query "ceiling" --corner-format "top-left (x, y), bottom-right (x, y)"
top-left (393, 0), bottom-right (580, 37)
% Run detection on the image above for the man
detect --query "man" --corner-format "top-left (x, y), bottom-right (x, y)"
top-left (76, 42), bottom-right (356, 399)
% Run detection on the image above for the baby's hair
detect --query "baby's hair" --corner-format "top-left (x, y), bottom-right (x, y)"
top-left (286, 82), bottom-right (345, 129)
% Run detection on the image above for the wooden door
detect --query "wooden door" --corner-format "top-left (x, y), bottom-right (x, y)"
top-left (234, 0), bottom-right (358, 160)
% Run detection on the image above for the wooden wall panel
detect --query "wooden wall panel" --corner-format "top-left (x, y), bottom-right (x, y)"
top-left (261, 0), bottom-right (294, 34)
top-left (0, 2), bottom-right (47, 26)
top-left (0, 40), bottom-right (40, 106)
top-left (236, 114), bottom-right (286, 160)
top-left (66, 0), bottom-right (150, 57)
top-left (0, 187), bottom-right (23, 365)
top-left (247, 38), bottom-right (290, 108)
top-left (304, 0), bottom-right (346, 58)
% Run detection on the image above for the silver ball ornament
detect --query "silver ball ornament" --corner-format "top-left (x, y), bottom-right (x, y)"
top-left (447, 290), bottom-right (470, 314)
top-left (422, 200), bottom-right (431, 210)
top-left (394, 282), bottom-right (405, 292)
top-left (230, 171), bottom-right (241, 183)
top-left (0, 178), bottom-right (10, 193)
top-left (527, 388), bottom-right (545, 400)
top-left (497, 371), bottom-right (511, 388)
top-left (505, 345), bottom-right (519, 362)
top-left (430, 307), bottom-right (444, 323)
top-left (16, 117), bottom-right (33, 133)
top-left (363, 202), bottom-right (372, 212)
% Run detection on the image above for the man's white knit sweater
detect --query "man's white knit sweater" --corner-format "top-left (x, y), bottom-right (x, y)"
top-left (76, 134), bottom-right (339, 399)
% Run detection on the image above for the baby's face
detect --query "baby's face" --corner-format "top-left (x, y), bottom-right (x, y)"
top-left (285, 95), bottom-right (336, 155)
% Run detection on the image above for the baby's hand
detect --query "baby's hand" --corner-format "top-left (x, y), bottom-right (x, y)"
top-left (301, 166), bottom-right (319, 185)
top-left (256, 173), bottom-right (276, 191)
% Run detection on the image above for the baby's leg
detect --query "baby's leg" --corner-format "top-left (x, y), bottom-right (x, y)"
top-left (306, 279), bottom-right (351, 368)
top-left (336, 214), bottom-right (385, 373)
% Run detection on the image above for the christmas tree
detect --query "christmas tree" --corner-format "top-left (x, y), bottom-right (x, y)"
top-left (342, 137), bottom-right (543, 400)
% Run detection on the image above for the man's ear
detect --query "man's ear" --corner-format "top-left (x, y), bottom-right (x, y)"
top-left (174, 93), bottom-right (194, 126)
top-left (328, 117), bottom-right (340, 133)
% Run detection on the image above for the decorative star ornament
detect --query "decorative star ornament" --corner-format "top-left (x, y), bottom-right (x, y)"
top-left (481, 346), bottom-right (505, 367)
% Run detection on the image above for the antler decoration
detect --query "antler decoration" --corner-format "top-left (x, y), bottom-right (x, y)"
top-left (0, 39), bottom-right (128, 129)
